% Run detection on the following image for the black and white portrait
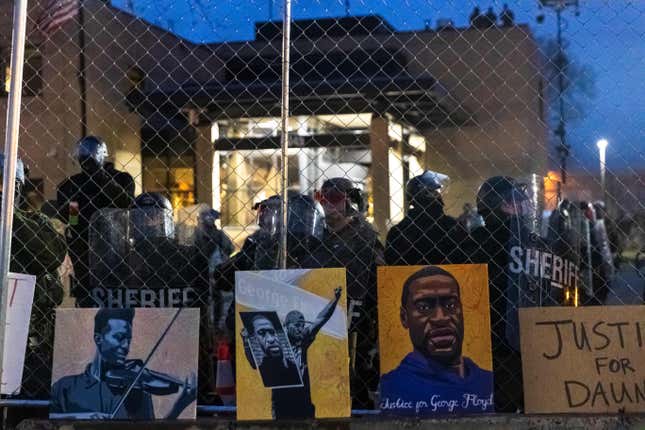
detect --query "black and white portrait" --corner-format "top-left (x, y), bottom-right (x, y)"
top-left (50, 308), bottom-right (199, 420)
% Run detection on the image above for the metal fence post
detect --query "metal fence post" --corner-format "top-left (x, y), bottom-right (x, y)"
top-left (279, 0), bottom-right (292, 270)
top-left (0, 0), bottom-right (29, 386)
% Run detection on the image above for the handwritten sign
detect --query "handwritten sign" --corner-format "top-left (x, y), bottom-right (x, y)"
top-left (520, 306), bottom-right (645, 413)
top-left (1, 273), bottom-right (36, 395)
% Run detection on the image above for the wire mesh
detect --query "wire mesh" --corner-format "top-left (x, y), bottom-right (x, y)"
top-left (0, 0), bottom-right (643, 421)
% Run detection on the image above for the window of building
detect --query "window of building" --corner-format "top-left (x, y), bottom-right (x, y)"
top-left (218, 150), bottom-right (301, 227)
top-left (142, 154), bottom-right (196, 209)
top-left (141, 125), bottom-right (196, 209)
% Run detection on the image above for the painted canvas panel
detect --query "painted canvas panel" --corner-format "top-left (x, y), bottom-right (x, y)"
top-left (235, 269), bottom-right (350, 420)
top-left (50, 308), bottom-right (199, 420)
top-left (378, 265), bottom-right (494, 416)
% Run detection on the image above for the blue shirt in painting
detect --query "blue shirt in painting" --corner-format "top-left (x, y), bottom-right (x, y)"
top-left (379, 351), bottom-right (494, 416)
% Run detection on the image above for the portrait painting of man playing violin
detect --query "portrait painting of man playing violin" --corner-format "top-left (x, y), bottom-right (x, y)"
top-left (50, 308), bottom-right (199, 420)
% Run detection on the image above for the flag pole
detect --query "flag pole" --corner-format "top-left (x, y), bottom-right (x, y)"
top-left (79, 0), bottom-right (87, 136)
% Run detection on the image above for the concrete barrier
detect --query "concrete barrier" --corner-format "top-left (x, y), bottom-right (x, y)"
top-left (15, 415), bottom-right (645, 430)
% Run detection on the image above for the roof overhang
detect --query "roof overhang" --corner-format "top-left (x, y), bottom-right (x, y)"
top-left (127, 74), bottom-right (471, 132)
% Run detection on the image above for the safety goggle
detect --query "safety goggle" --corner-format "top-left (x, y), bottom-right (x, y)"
top-left (315, 189), bottom-right (347, 205)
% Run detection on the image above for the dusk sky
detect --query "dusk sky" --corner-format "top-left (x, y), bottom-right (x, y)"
top-left (111, 0), bottom-right (644, 175)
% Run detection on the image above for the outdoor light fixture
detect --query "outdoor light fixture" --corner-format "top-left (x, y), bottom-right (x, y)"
top-left (597, 138), bottom-right (609, 203)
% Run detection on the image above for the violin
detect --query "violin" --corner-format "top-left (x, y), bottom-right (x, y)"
top-left (105, 359), bottom-right (185, 396)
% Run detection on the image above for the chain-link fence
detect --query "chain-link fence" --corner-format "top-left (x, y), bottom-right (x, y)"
top-left (0, 0), bottom-right (643, 422)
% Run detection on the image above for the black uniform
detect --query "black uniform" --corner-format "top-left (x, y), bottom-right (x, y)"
top-left (385, 206), bottom-right (469, 265)
top-left (12, 208), bottom-right (67, 398)
top-left (386, 170), bottom-right (467, 265)
top-left (468, 176), bottom-right (574, 413)
top-left (57, 169), bottom-right (133, 306)
top-left (469, 220), bottom-right (524, 413)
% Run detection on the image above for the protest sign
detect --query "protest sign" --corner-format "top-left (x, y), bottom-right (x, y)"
top-left (1, 273), bottom-right (36, 395)
top-left (520, 306), bottom-right (645, 413)
top-left (51, 308), bottom-right (199, 420)
top-left (235, 269), bottom-right (350, 420)
top-left (378, 265), bottom-right (494, 416)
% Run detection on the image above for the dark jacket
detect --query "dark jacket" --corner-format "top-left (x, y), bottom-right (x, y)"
top-left (51, 364), bottom-right (154, 419)
top-left (468, 221), bottom-right (522, 413)
top-left (56, 169), bottom-right (134, 304)
top-left (11, 208), bottom-right (67, 397)
top-left (385, 208), bottom-right (469, 265)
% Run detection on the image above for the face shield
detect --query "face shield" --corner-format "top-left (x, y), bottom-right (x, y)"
top-left (254, 197), bottom-right (281, 236)
top-left (130, 206), bottom-right (175, 242)
top-left (130, 193), bottom-right (175, 242)
top-left (252, 194), bottom-right (325, 269)
top-left (287, 196), bottom-right (325, 243)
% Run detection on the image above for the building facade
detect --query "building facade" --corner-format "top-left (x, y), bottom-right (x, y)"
top-left (1, 1), bottom-right (549, 240)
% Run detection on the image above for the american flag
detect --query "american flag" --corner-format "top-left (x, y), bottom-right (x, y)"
top-left (36, 0), bottom-right (79, 35)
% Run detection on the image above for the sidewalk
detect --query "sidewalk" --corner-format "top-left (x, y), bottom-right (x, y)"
top-left (15, 415), bottom-right (645, 430)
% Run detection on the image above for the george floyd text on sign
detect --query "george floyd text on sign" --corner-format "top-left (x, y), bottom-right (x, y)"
top-left (520, 306), bottom-right (645, 413)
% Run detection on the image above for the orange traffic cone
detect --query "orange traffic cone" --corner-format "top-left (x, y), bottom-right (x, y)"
top-left (215, 340), bottom-right (235, 405)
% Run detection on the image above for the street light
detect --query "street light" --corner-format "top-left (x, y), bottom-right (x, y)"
top-left (596, 138), bottom-right (608, 203)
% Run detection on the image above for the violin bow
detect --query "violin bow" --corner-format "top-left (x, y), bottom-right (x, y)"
top-left (109, 307), bottom-right (183, 419)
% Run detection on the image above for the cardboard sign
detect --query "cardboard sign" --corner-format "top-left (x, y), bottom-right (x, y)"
top-left (235, 269), bottom-right (350, 420)
top-left (51, 308), bottom-right (199, 420)
top-left (1, 273), bottom-right (36, 395)
top-left (520, 306), bottom-right (645, 413)
top-left (377, 265), bottom-right (494, 416)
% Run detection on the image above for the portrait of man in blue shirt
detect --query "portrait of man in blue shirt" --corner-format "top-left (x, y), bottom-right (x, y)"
top-left (379, 266), bottom-right (494, 416)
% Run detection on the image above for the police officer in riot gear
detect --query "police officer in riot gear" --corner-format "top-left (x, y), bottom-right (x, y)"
top-left (385, 171), bottom-right (469, 265)
top-left (128, 193), bottom-right (205, 300)
top-left (57, 136), bottom-right (134, 306)
top-left (195, 208), bottom-right (234, 266)
top-left (130, 192), bottom-right (175, 242)
top-left (301, 177), bottom-right (384, 409)
top-left (0, 154), bottom-right (66, 402)
top-left (469, 176), bottom-right (579, 412)
top-left (216, 192), bottom-right (325, 292)
top-left (216, 192), bottom-right (325, 343)
top-left (580, 201), bottom-right (615, 305)
top-left (469, 176), bottom-right (528, 413)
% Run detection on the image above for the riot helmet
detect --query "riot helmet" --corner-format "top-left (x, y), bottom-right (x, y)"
top-left (0, 153), bottom-right (26, 205)
top-left (593, 201), bottom-right (607, 220)
top-left (130, 192), bottom-right (175, 241)
top-left (317, 177), bottom-right (365, 222)
top-left (253, 195), bottom-right (282, 235)
top-left (549, 199), bottom-right (573, 235)
top-left (581, 201), bottom-right (597, 223)
top-left (198, 208), bottom-right (221, 229)
top-left (0, 153), bottom-right (25, 188)
top-left (253, 192), bottom-right (325, 241)
top-left (406, 170), bottom-right (449, 216)
top-left (75, 136), bottom-right (108, 173)
top-left (476, 176), bottom-right (532, 226)
top-left (287, 193), bottom-right (325, 242)
top-left (252, 192), bottom-right (325, 269)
